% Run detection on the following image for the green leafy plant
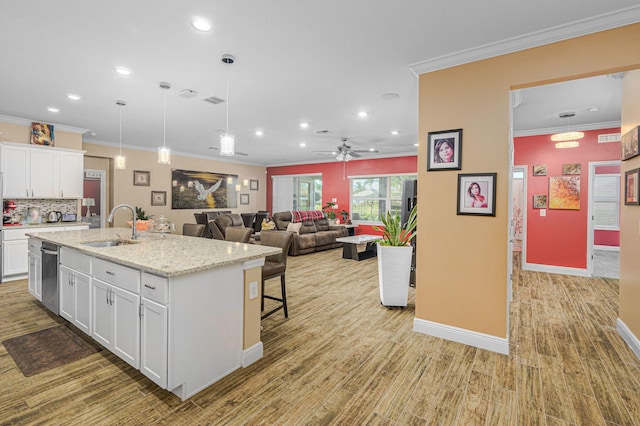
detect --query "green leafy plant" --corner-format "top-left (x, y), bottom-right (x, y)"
top-left (339, 209), bottom-right (349, 221)
top-left (372, 205), bottom-right (417, 246)
top-left (323, 202), bottom-right (337, 220)
top-left (135, 207), bottom-right (151, 221)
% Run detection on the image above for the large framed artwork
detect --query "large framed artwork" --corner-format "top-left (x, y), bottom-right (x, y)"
top-left (427, 129), bottom-right (462, 171)
top-left (171, 169), bottom-right (238, 209)
top-left (549, 176), bottom-right (580, 210)
top-left (625, 168), bottom-right (639, 206)
top-left (621, 126), bottom-right (639, 161)
top-left (456, 173), bottom-right (496, 216)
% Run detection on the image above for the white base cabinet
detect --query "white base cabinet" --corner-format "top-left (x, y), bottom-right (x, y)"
top-left (140, 297), bottom-right (168, 388)
top-left (27, 240), bottom-right (42, 300)
top-left (59, 265), bottom-right (92, 335)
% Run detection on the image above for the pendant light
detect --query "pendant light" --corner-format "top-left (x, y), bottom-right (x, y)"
top-left (220, 54), bottom-right (235, 156)
top-left (551, 112), bottom-right (583, 148)
top-left (115, 100), bottom-right (126, 170)
top-left (158, 82), bottom-right (172, 164)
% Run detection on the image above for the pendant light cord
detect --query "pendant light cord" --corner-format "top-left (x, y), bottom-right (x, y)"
top-left (225, 68), bottom-right (230, 134)
top-left (163, 91), bottom-right (167, 148)
top-left (119, 107), bottom-right (122, 155)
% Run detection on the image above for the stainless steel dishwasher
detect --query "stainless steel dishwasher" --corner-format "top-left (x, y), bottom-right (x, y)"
top-left (41, 241), bottom-right (60, 314)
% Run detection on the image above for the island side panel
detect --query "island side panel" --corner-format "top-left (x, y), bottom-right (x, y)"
top-left (168, 265), bottom-right (244, 400)
top-left (243, 266), bottom-right (262, 350)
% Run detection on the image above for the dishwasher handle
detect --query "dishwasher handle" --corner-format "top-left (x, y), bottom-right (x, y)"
top-left (41, 248), bottom-right (58, 255)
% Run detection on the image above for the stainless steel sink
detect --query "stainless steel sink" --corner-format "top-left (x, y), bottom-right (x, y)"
top-left (82, 240), bottom-right (130, 248)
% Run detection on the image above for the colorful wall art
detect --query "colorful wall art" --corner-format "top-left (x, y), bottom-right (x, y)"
top-left (171, 169), bottom-right (238, 209)
top-left (549, 176), bottom-right (580, 210)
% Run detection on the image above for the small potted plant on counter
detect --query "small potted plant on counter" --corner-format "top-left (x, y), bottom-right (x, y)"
top-left (372, 204), bottom-right (417, 307)
top-left (323, 202), bottom-right (338, 225)
top-left (127, 207), bottom-right (153, 231)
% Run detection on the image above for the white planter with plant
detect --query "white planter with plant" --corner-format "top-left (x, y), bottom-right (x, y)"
top-left (373, 205), bottom-right (417, 307)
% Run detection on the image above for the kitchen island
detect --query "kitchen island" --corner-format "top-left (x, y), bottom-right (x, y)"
top-left (27, 227), bottom-right (280, 400)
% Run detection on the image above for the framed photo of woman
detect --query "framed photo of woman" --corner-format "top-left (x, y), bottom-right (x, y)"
top-left (625, 168), bottom-right (640, 205)
top-left (427, 129), bottom-right (462, 171)
top-left (457, 173), bottom-right (497, 216)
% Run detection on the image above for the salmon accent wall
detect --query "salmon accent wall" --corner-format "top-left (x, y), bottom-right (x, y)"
top-left (266, 156), bottom-right (417, 235)
top-left (514, 128), bottom-right (620, 268)
top-left (418, 23), bottom-right (640, 344)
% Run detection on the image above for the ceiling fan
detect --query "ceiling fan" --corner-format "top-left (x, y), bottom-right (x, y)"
top-left (314, 138), bottom-right (378, 161)
top-left (208, 146), bottom-right (249, 156)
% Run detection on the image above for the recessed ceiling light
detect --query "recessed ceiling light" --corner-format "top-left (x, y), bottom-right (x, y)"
top-left (390, 130), bottom-right (399, 135)
top-left (90, 132), bottom-right (97, 136)
top-left (369, 148), bottom-right (376, 151)
top-left (358, 111), bottom-right (368, 118)
top-left (300, 142), bottom-right (306, 147)
top-left (413, 143), bottom-right (419, 147)
top-left (47, 107), bottom-right (59, 113)
top-left (190, 17), bottom-right (212, 32)
top-left (66, 93), bottom-right (81, 101)
top-left (113, 66), bottom-right (132, 76)
top-left (300, 122), bottom-right (309, 129)
top-left (255, 130), bottom-right (264, 136)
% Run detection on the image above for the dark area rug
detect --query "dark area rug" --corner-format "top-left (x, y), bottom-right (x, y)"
top-left (2, 325), bottom-right (101, 377)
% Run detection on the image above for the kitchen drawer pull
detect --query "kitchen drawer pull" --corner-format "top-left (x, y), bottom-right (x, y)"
top-left (106, 271), bottom-right (116, 276)
top-left (144, 284), bottom-right (156, 290)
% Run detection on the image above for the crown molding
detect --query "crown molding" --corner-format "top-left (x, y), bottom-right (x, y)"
top-left (513, 121), bottom-right (620, 138)
top-left (0, 114), bottom-right (89, 134)
top-left (409, 5), bottom-right (640, 75)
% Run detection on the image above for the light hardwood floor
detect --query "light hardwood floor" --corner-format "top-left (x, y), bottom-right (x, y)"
top-left (1, 249), bottom-right (639, 425)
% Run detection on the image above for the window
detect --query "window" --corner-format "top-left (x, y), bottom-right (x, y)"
top-left (350, 174), bottom-right (416, 223)
top-left (593, 174), bottom-right (619, 229)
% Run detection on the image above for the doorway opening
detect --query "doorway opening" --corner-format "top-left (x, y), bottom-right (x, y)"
top-left (83, 169), bottom-right (106, 228)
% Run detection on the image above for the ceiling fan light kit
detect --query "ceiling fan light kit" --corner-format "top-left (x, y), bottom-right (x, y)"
top-left (551, 112), bottom-right (584, 146)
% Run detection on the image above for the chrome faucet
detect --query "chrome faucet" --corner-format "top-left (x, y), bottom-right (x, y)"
top-left (107, 204), bottom-right (137, 240)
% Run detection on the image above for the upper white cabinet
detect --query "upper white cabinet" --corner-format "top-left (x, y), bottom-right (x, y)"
top-left (0, 142), bottom-right (84, 198)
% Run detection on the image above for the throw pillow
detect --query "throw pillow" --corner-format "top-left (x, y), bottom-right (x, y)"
top-left (286, 222), bottom-right (302, 234)
top-left (261, 218), bottom-right (276, 230)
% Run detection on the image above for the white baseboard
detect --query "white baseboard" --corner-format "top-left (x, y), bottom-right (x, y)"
top-left (617, 318), bottom-right (640, 361)
top-left (594, 245), bottom-right (620, 252)
top-left (413, 318), bottom-right (509, 355)
top-left (242, 342), bottom-right (263, 367)
top-left (522, 262), bottom-right (590, 277)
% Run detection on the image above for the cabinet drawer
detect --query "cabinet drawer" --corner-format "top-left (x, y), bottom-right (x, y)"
top-left (60, 247), bottom-right (91, 274)
top-left (92, 258), bottom-right (140, 293)
top-left (141, 272), bottom-right (168, 304)
top-left (4, 229), bottom-right (29, 240)
top-left (28, 238), bottom-right (42, 255)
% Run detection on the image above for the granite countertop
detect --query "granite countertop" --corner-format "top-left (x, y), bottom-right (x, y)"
top-left (27, 227), bottom-right (280, 277)
top-left (4, 222), bottom-right (87, 229)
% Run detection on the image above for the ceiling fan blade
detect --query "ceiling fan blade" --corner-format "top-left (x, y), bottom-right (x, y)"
top-left (313, 150), bottom-right (337, 153)
top-left (349, 152), bottom-right (361, 158)
top-left (208, 146), bottom-right (249, 156)
top-left (350, 149), bottom-right (378, 153)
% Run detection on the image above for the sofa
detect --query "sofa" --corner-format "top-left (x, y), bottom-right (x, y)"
top-left (271, 210), bottom-right (348, 256)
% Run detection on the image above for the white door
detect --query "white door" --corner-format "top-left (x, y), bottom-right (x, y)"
top-left (59, 266), bottom-right (75, 322)
top-left (92, 279), bottom-right (114, 349)
top-left (60, 152), bottom-right (84, 198)
top-left (140, 297), bottom-right (168, 388)
top-left (28, 253), bottom-right (42, 300)
top-left (112, 286), bottom-right (140, 369)
top-left (3, 239), bottom-right (28, 276)
top-left (1, 145), bottom-right (30, 198)
top-left (73, 271), bottom-right (92, 335)
top-left (30, 149), bottom-right (56, 198)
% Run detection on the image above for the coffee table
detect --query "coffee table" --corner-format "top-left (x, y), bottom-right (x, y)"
top-left (336, 234), bottom-right (382, 261)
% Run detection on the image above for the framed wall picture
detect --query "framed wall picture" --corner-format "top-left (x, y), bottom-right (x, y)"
top-left (133, 170), bottom-right (150, 186)
top-left (549, 176), bottom-right (580, 210)
top-left (532, 165), bottom-right (547, 176)
top-left (171, 168), bottom-right (238, 209)
top-left (532, 194), bottom-right (547, 209)
top-left (151, 191), bottom-right (167, 206)
top-left (249, 179), bottom-right (259, 190)
top-left (562, 163), bottom-right (581, 175)
top-left (240, 193), bottom-right (250, 205)
top-left (625, 168), bottom-right (640, 205)
top-left (427, 129), bottom-right (462, 171)
top-left (621, 126), bottom-right (639, 161)
top-left (30, 122), bottom-right (55, 146)
top-left (457, 173), bottom-right (496, 216)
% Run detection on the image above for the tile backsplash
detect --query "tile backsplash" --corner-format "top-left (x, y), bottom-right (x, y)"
top-left (9, 199), bottom-right (79, 223)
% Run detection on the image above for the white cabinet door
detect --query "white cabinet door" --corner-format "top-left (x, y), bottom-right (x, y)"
top-left (73, 271), bottom-right (92, 335)
top-left (30, 149), bottom-right (56, 198)
top-left (140, 297), bottom-right (168, 388)
top-left (112, 286), bottom-right (140, 369)
top-left (1, 144), bottom-right (29, 198)
top-left (27, 253), bottom-right (42, 300)
top-left (59, 265), bottom-right (75, 322)
top-left (59, 151), bottom-right (84, 198)
top-left (3, 239), bottom-right (28, 276)
top-left (92, 279), bottom-right (114, 349)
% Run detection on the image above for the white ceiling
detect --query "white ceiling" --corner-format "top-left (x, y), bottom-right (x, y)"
top-left (0, 1), bottom-right (637, 166)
